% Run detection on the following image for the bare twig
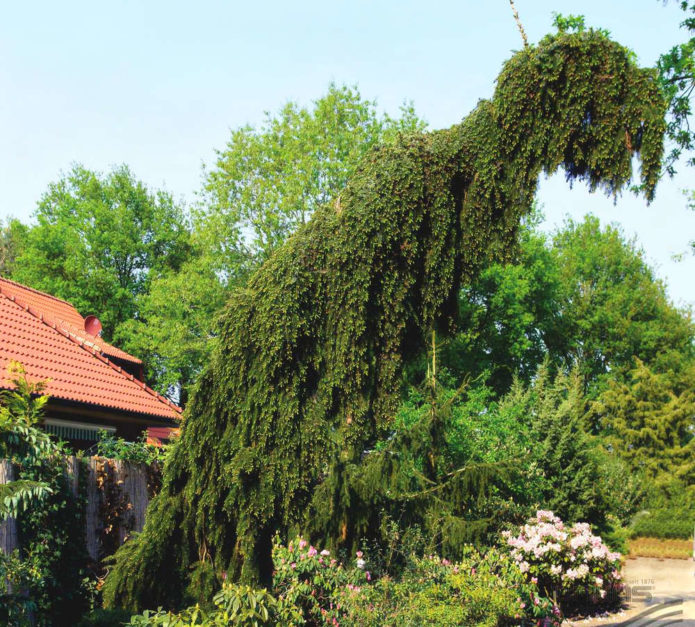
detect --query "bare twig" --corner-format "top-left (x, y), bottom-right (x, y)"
top-left (509, 0), bottom-right (529, 48)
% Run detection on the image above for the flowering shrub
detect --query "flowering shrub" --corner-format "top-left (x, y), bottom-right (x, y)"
top-left (502, 510), bottom-right (623, 615)
top-left (130, 528), bottom-right (622, 626)
top-left (126, 538), bottom-right (570, 626)
top-left (337, 549), bottom-right (560, 626)
top-left (273, 536), bottom-right (370, 625)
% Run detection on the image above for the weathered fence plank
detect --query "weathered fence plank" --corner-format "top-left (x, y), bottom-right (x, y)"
top-left (85, 457), bottom-right (101, 561)
top-left (0, 457), bottom-right (157, 562)
top-left (0, 460), bottom-right (18, 555)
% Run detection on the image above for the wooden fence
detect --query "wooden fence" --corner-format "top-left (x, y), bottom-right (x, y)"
top-left (0, 456), bottom-right (156, 561)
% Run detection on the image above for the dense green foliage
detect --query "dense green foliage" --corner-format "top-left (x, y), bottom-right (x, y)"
top-left (9, 164), bottom-right (190, 344)
top-left (593, 359), bottom-right (695, 481)
top-left (102, 85), bottom-right (423, 399)
top-left (16, 449), bottom-right (90, 625)
top-left (94, 430), bottom-right (167, 466)
top-left (307, 347), bottom-right (523, 562)
top-left (0, 365), bottom-right (90, 626)
top-left (507, 366), bottom-right (611, 529)
top-left (448, 213), bottom-right (694, 396)
top-left (126, 584), bottom-right (295, 627)
top-left (630, 508), bottom-right (694, 539)
top-left (657, 1), bottom-right (695, 174)
top-left (0, 365), bottom-right (54, 521)
top-left (327, 551), bottom-right (537, 627)
top-left (126, 537), bottom-right (563, 626)
top-left (0, 218), bottom-right (26, 277)
top-left (103, 28), bottom-right (667, 610)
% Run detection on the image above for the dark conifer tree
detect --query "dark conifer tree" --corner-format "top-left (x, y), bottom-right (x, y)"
top-left (104, 29), bottom-right (666, 610)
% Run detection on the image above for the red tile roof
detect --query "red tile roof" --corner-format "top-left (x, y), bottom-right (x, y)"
top-left (0, 277), bottom-right (181, 420)
top-left (147, 426), bottom-right (180, 446)
top-left (0, 277), bottom-right (142, 364)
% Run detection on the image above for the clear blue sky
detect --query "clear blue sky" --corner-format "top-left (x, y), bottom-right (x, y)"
top-left (1, 1), bottom-right (693, 306)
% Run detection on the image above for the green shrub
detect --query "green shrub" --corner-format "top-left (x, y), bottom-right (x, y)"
top-left (0, 551), bottom-right (39, 627)
top-left (95, 430), bottom-right (166, 465)
top-left (126, 583), bottom-right (301, 626)
top-left (0, 364), bottom-right (90, 626)
top-left (76, 608), bottom-right (133, 626)
top-left (601, 516), bottom-right (631, 554)
top-left (124, 538), bottom-right (561, 626)
top-left (339, 550), bottom-right (557, 626)
top-left (631, 509), bottom-right (694, 539)
top-left (272, 535), bottom-right (371, 624)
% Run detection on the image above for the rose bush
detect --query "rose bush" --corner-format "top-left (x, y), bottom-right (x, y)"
top-left (502, 510), bottom-right (623, 615)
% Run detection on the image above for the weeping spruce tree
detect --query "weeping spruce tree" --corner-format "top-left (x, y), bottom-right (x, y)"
top-left (104, 29), bottom-right (666, 610)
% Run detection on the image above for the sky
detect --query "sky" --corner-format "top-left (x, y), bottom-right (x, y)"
top-left (1, 0), bottom-right (693, 306)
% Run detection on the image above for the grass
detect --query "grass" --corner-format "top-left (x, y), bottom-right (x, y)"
top-left (627, 536), bottom-right (693, 560)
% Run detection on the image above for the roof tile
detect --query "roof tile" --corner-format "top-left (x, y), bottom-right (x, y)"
top-left (0, 277), bottom-right (142, 364)
top-left (0, 278), bottom-right (181, 420)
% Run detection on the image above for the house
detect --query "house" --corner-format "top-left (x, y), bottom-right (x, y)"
top-left (0, 277), bottom-right (181, 447)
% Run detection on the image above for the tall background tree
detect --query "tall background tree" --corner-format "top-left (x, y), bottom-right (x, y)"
top-left (0, 218), bottom-right (27, 277)
top-left (200, 83), bottom-right (425, 266)
top-left (440, 214), bottom-right (693, 397)
top-left (10, 165), bottom-right (191, 342)
top-left (657, 0), bottom-right (695, 174)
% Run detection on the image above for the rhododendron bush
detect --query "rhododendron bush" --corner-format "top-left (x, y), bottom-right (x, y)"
top-left (339, 549), bottom-right (561, 627)
top-left (273, 537), bottom-right (370, 625)
top-left (503, 511), bottom-right (623, 615)
top-left (273, 538), bottom-right (564, 626)
top-left (128, 529), bottom-right (625, 625)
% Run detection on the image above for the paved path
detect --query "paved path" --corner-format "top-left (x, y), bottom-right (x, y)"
top-left (571, 557), bottom-right (695, 626)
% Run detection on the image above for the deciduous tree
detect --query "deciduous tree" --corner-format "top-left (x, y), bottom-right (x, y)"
top-left (12, 165), bottom-right (190, 341)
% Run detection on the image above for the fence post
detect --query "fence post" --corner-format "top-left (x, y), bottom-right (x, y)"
top-left (0, 460), bottom-right (19, 555)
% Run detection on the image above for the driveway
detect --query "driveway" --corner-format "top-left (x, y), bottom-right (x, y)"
top-left (570, 557), bottom-right (695, 626)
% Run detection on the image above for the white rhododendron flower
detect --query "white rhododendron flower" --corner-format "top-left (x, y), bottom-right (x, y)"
top-left (504, 510), bottom-right (623, 610)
